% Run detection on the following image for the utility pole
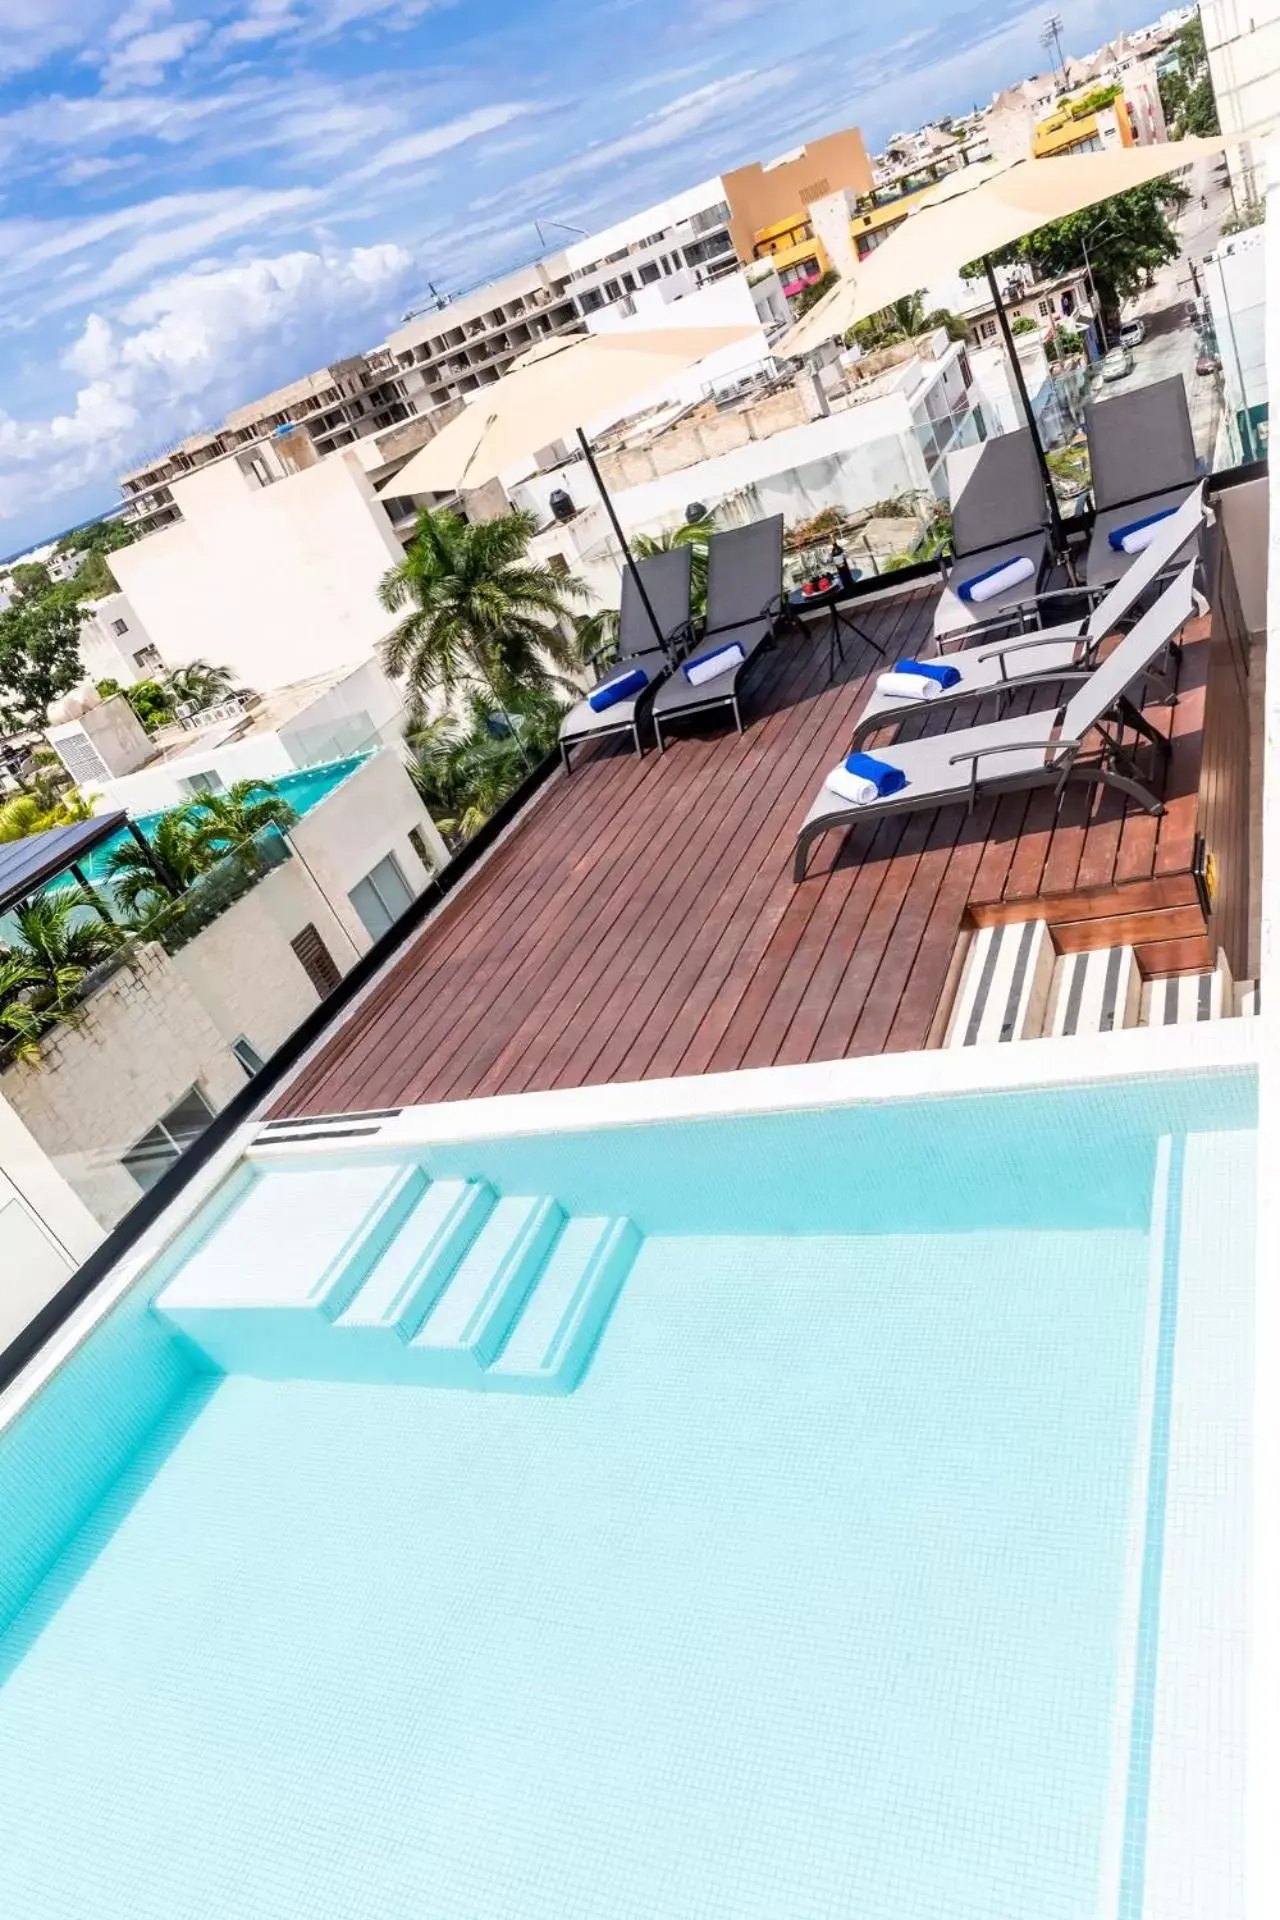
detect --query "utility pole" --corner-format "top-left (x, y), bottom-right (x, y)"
top-left (1041, 13), bottom-right (1068, 90)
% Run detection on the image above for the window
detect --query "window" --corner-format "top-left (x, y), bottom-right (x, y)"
top-left (134, 645), bottom-right (161, 671)
top-left (178, 770), bottom-right (225, 798)
top-left (1038, 298), bottom-right (1053, 316)
top-left (111, 617), bottom-right (129, 636)
top-left (639, 262), bottom-right (661, 285)
top-left (232, 1036), bottom-right (266, 1077)
top-left (349, 853), bottom-right (413, 942)
top-left (123, 1087), bottom-right (215, 1193)
top-left (291, 923), bottom-right (342, 997)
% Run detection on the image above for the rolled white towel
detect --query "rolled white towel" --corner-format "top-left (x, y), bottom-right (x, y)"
top-left (875, 669), bottom-right (944, 702)
top-left (825, 762), bottom-right (886, 806)
top-left (1120, 522), bottom-right (1161, 554)
top-left (958, 554), bottom-right (1036, 604)
top-left (683, 641), bottom-right (745, 687)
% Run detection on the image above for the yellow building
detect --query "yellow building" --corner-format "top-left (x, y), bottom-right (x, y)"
top-left (750, 215), bottom-right (830, 300)
top-left (1032, 88), bottom-right (1136, 158)
top-left (848, 183), bottom-right (937, 262)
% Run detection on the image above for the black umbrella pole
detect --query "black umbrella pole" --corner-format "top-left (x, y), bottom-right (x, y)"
top-left (574, 428), bottom-right (668, 651)
top-left (984, 255), bottom-right (1068, 556)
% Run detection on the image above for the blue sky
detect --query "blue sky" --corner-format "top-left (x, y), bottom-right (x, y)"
top-left (0, 0), bottom-right (1157, 551)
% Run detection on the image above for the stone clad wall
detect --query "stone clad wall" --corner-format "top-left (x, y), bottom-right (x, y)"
top-left (0, 944), bottom-right (246, 1230)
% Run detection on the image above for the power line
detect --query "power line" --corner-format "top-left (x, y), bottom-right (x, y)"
top-left (1041, 13), bottom-right (1068, 88)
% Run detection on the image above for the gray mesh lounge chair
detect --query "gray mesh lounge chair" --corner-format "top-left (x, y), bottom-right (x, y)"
top-left (651, 516), bottom-right (784, 750)
top-left (848, 487), bottom-right (1205, 751)
top-left (560, 546), bottom-right (693, 770)
top-left (794, 561), bottom-right (1198, 882)
top-left (1084, 376), bottom-right (1201, 589)
top-left (934, 431), bottom-right (1054, 645)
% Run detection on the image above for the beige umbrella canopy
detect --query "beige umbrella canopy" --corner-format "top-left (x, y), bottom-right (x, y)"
top-left (380, 325), bottom-right (758, 497)
top-left (778, 136), bottom-right (1229, 357)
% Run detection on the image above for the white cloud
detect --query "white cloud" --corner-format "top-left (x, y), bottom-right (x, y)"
top-left (347, 102), bottom-right (534, 182)
top-left (0, 243), bottom-right (415, 521)
top-left (102, 19), bottom-right (211, 89)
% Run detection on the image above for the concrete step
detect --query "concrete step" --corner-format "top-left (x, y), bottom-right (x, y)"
top-left (1046, 947), bottom-right (1141, 1037)
top-left (945, 920), bottom-right (1054, 1046)
top-left (154, 1161), bottom-right (427, 1375)
top-left (411, 1195), bottom-right (565, 1384)
top-left (487, 1216), bottom-right (639, 1394)
top-left (335, 1178), bottom-right (494, 1339)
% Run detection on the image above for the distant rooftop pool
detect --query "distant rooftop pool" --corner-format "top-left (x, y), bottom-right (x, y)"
top-left (0, 1067), bottom-right (1255, 1919)
top-left (76, 751), bottom-right (372, 896)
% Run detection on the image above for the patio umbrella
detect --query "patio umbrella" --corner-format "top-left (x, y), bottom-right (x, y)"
top-left (379, 325), bottom-right (758, 646)
top-left (778, 136), bottom-right (1228, 545)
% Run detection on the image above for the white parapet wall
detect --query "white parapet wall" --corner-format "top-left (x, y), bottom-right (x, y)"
top-left (287, 747), bottom-right (445, 956)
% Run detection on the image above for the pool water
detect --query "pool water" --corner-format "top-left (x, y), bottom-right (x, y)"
top-left (76, 752), bottom-right (370, 896)
top-left (0, 1074), bottom-right (1255, 1919)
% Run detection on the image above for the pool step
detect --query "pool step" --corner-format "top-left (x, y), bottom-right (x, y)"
top-left (487, 1215), bottom-right (640, 1393)
top-left (153, 1163), bottom-right (639, 1393)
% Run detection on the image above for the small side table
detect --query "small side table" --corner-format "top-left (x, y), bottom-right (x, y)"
top-left (785, 579), bottom-right (886, 683)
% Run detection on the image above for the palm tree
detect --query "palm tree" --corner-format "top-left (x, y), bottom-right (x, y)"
top-left (0, 892), bottom-right (121, 1061)
top-left (105, 809), bottom-right (211, 920)
top-left (379, 508), bottom-right (586, 720)
top-left (185, 779), bottom-right (297, 869)
top-left (632, 514), bottom-right (717, 621)
top-left (166, 661), bottom-right (238, 710)
top-left (406, 686), bottom-right (567, 845)
top-left (0, 787), bottom-right (94, 842)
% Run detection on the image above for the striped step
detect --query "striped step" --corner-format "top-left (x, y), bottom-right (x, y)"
top-left (335, 1178), bottom-right (494, 1339)
top-left (1047, 947), bottom-right (1141, 1038)
top-left (946, 920), bottom-right (1054, 1047)
top-left (411, 1195), bottom-right (565, 1384)
top-left (154, 1161), bottom-right (427, 1375)
top-left (487, 1216), bottom-right (640, 1394)
top-left (1141, 967), bottom-right (1230, 1026)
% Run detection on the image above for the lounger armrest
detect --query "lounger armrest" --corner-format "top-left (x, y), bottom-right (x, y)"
top-left (973, 632), bottom-right (1088, 679)
top-left (947, 738), bottom-right (1054, 769)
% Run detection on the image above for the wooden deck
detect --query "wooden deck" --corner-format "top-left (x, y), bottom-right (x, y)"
top-left (276, 578), bottom-right (1241, 1119)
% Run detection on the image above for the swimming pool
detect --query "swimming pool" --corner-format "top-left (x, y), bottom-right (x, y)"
top-left (74, 752), bottom-right (371, 896)
top-left (0, 1068), bottom-right (1255, 1918)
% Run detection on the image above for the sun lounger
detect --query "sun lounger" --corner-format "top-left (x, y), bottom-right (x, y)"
top-left (651, 516), bottom-right (784, 749)
top-left (848, 487), bottom-right (1205, 751)
top-left (794, 561), bottom-right (1199, 882)
top-left (560, 546), bottom-right (693, 769)
top-left (1083, 376), bottom-right (1202, 589)
top-left (934, 431), bottom-right (1054, 645)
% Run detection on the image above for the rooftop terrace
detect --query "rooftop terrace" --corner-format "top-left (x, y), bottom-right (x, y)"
top-left (277, 542), bottom-right (1252, 1121)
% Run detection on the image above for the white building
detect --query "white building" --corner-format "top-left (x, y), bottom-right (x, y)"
top-left (1205, 225), bottom-right (1268, 463)
top-left (1201, 0), bottom-right (1280, 203)
top-left (111, 445), bottom-right (405, 694)
top-left (77, 592), bottom-right (165, 689)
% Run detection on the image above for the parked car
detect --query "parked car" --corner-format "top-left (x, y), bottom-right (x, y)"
top-left (1196, 350), bottom-right (1220, 376)
top-left (1118, 318), bottom-right (1145, 348)
top-left (1099, 346), bottom-right (1134, 382)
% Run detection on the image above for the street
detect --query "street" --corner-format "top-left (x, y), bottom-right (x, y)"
top-left (1092, 148), bottom-right (1232, 463)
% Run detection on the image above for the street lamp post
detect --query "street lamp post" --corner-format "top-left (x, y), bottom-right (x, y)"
top-left (1078, 227), bottom-right (1107, 354)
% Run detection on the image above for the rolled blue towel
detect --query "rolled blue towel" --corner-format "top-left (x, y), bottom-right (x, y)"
top-left (895, 657), bottom-right (960, 689)
top-left (957, 554), bottom-right (1035, 603)
top-left (1108, 506), bottom-right (1178, 553)
top-left (587, 664), bottom-right (648, 711)
top-left (843, 750), bottom-right (907, 796)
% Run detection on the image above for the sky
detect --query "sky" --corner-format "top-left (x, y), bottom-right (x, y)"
top-left (0, 0), bottom-right (1164, 552)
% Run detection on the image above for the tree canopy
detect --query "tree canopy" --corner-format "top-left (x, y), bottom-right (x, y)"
top-left (980, 180), bottom-right (1189, 340)
top-left (0, 581), bottom-right (86, 729)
